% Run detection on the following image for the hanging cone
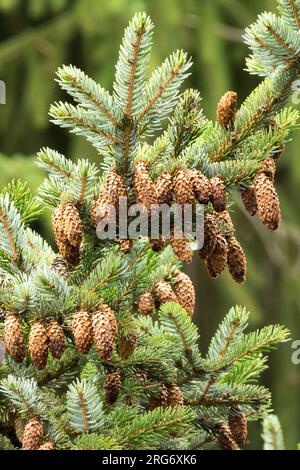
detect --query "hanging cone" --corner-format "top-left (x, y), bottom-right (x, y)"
top-left (118, 334), bottom-right (137, 359)
top-left (3, 313), bottom-right (25, 363)
top-left (46, 320), bottom-right (65, 359)
top-left (119, 239), bottom-right (133, 254)
top-left (29, 322), bottom-right (49, 370)
top-left (103, 369), bottom-right (121, 405)
top-left (149, 382), bottom-right (169, 409)
top-left (38, 441), bottom-right (55, 450)
top-left (51, 256), bottom-right (69, 280)
top-left (173, 170), bottom-right (195, 205)
top-left (14, 417), bottom-right (26, 444)
top-left (216, 424), bottom-right (239, 451)
top-left (210, 176), bottom-right (227, 213)
top-left (167, 385), bottom-right (184, 406)
top-left (154, 280), bottom-right (178, 305)
top-left (57, 240), bottom-right (80, 267)
top-left (173, 272), bottom-right (195, 317)
top-left (52, 203), bottom-right (66, 245)
top-left (190, 170), bottom-right (211, 205)
top-left (240, 186), bottom-right (258, 217)
top-left (156, 172), bottom-right (174, 205)
top-left (216, 91), bottom-right (237, 130)
top-left (62, 202), bottom-right (83, 248)
top-left (262, 157), bottom-right (276, 181)
top-left (199, 214), bottom-right (218, 259)
top-left (170, 231), bottom-right (193, 264)
top-left (229, 409), bottom-right (248, 447)
top-left (206, 233), bottom-right (228, 278)
top-left (138, 292), bottom-right (155, 316)
top-left (22, 417), bottom-right (44, 450)
top-left (254, 173), bottom-right (281, 230)
top-left (133, 161), bottom-right (158, 211)
top-left (227, 237), bottom-right (247, 284)
top-left (92, 305), bottom-right (118, 362)
top-left (71, 309), bottom-right (93, 354)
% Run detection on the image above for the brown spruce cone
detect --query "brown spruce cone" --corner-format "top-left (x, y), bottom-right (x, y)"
top-left (119, 239), bottom-right (133, 254)
top-left (216, 424), bottom-right (239, 451)
top-left (190, 170), bottom-right (211, 205)
top-left (51, 256), bottom-right (69, 280)
top-left (38, 441), bottom-right (55, 450)
top-left (3, 313), bottom-right (25, 363)
top-left (22, 417), bottom-right (44, 450)
top-left (52, 204), bottom-right (66, 245)
top-left (199, 214), bottom-right (218, 259)
top-left (133, 161), bottom-right (158, 211)
top-left (216, 91), bottom-right (237, 130)
top-left (71, 309), bottom-right (93, 354)
top-left (57, 240), bottom-right (80, 267)
top-left (104, 369), bottom-right (121, 405)
top-left (154, 280), bottom-right (178, 305)
top-left (262, 157), bottom-right (276, 181)
top-left (14, 417), bottom-right (26, 444)
top-left (254, 173), bottom-right (281, 231)
top-left (210, 176), bottom-right (227, 213)
top-left (173, 272), bottom-right (195, 317)
top-left (167, 385), bottom-right (184, 406)
top-left (118, 334), bottom-right (137, 359)
top-left (227, 237), bottom-right (247, 284)
top-left (150, 238), bottom-right (165, 252)
top-left (205, 233), bottom-right (228, 278)
top-left (92, 305), bottom-right (118, 362)
top-left (29, 322), bottom-right (49, 370)
top-left (138, 292), bottom-right (155, 316)
top-left (149, 382), bottom-right (169, 409)
top-left (91, 191), bottom-right (114, 228)
top-left (46, 320), bottom-right (65, 359)
top-left (62, 202), bottom-right (83, 248)
top-left (240, 186), bottom-right (258, 217)
top-left (173, 170), bottom-right (195, 205)
top-left (229, 410), bottom-right (248, 447)
top-left (156, 172), bottom-right (174, 205)
top-left (170, 231), bottom-right (193, 264)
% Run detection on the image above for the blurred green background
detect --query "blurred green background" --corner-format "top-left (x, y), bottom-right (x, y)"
top-left (0, 0), bottom-right (299, 449)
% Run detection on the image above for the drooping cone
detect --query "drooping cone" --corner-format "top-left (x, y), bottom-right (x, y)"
top-left (29, 322), bottom-right (49, 370)
top-left (57, 240), bottom-right (80, 267)
top-left (199, 214), bottom-right (218, 259)
top-left (51, 256), bottom-right (69, 280)
top-left (154, 280), bottom-right (178, 305)
top-left (62, 202), bottom-right (83, 248)
top-left (119, 239), bottom-right (133, 254)
top-left (92, 305), bottom-right (118, 362)
top-left (71, 309), bottom-right (93, 354)
top-left (167, 385), bottom-right (184, 406)
top-left (229, 410), bottom-right (248, 447)
top-left (227, 237), bottom-right (247, 284)
top-left (190, 170), bottom-right (211, 205)
top-left (173, 272), bottom-right (195, 317)
top-left (133, 161), bottom-right (158, 211)
top-left (38, 441), bottom-right (55, 450)
top-left (118, 334), bottom-right (137, 359)
top-left (254, 173), bottom-right (281, 230)
top-left (52, 203), bottom-right (66, 245)
top-left (22, 417), bottom-right (44, 450)
top-left (138, 292), bottom-right (155, 316)
top-left (104, 369), bottom-right (121, 405)
top-left (46, 320), bottom-right (65, 359)
top-left (210, 176), bottom-right (227, 213)
top-left (170, 231), bottom-right (193, 264)
top-left (52, 202), bottom-right (83, 267)
top-left (149, 382), bottom-right (169, 409)
top-left (216, 91), bottom-right (237, 130)
top-left (206, 233), bottom-right (228, 279)
top-left (3, 313), bottom-right (25, 363)
top-left (216, 424), bottom-right (239, 451)
top-left (240, 186), bottom-right (258, 217)
top-left (262, 157), bottom-right (276, 181)
top-left (173, 170), bottom-right (195, 205)
top-left (156, 172), bottom-right (174, 204)
top-left (91, 169), bottom-right (126, 227)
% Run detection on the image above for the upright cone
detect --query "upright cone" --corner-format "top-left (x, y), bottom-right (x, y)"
top-left (173, 272), bottom-right (195, 317)
top-left (71, 309), bottom-right (93, 354)
top-left (28, 321), bottom-right (48, 370)
top-left (3, 313), bottom-right (25, 363)
top-left (22, 417), bottom-right (44, 450)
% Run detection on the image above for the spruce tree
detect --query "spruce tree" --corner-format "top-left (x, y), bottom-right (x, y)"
top-left (0, 0), bottom-right (299, 450)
